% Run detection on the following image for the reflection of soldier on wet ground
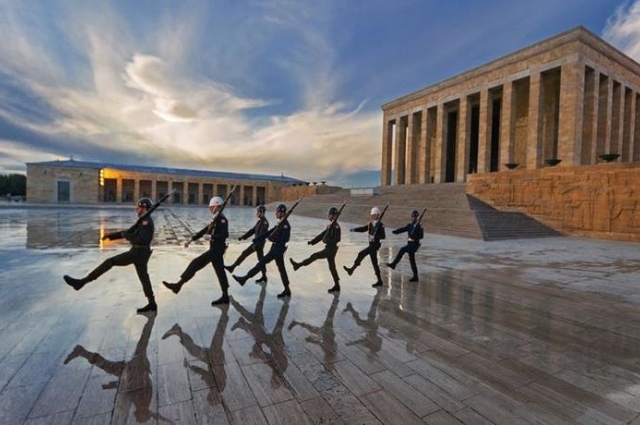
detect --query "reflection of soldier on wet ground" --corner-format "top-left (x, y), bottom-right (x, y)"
top-left (225, 205), bottom-right (269, 284)
top-left (63, 314), bottom-right (165, 423)
top-left (231, 285), bottom-right (290, 381)
top-left (289, 293), bottom-right (340, 363)
top-left (342, 289), bottom-right (383, 358)
top-left (161, 305), bottom-right (229, 405)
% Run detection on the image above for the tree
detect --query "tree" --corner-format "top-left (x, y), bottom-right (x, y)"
top-left (0, 174), bottom-right (27, 196)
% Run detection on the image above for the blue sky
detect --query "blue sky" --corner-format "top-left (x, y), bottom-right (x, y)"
top-left (0, 0), bottom-right (636, 186)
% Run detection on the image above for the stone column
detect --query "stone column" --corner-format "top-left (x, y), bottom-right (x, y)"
top-left (394, 116), bottom-right (407, 185)
top-left (500, 81), bottom-right (515, 167)
top-left (407, 112), bottom-right (419, 184)
top-left (183, 184), bottom-right (188, 206)
top-left (116, 178), bottom-right (123, 203)
top-left (381, 118), bottom-right (393, 186)
top-left (526, 72), bottom-right (543, 169)
top-left (197, 182), bottom-right (203, 205)
top-left (611, 82), bottom-right (624, 157)
top-left (599, 75), bottom-right (613, 155)
top-left (624, 88), bottom-right (636, 162)
top-left (419, 108), bottom-right (429, 183)
top-left (477, 89), bottom-right (491, 173)
top-left (456, 96), bottom-right (469, 182)
top-left (134, 179), bottom-right (140, 202)
top-left (239, 185), bottom-right (245, 206)
top-left (252, 186), bottom-right (258, 206)
top-left (558, 61), bottom-right (585, 166)
top-left (151, 180), bottom-right (157, 201)
top-left (168, 181), bottom-right (173, 204)
top-left (434, 104), bottom-right (445, 183)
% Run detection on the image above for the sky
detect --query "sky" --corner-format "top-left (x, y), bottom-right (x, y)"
top-left (0, 0), bottom-right (637, 187)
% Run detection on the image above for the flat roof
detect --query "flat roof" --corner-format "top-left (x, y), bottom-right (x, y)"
top-left (27, 159), bottom-right (305, 184)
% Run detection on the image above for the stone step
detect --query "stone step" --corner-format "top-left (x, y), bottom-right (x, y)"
top-left (278, 184), bottom-right (561, 241)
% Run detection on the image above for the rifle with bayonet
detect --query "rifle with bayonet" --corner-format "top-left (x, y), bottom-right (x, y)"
top-left (205, 185), bottom-right (237, 235)
top-left (102, 190), bottom-right (176, 241)
top-left (371, 203), bottom-right (390, 239)
top-left (409, 207), bottom-right (427, 239)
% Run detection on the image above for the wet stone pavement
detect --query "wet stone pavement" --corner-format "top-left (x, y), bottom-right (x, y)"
top-left (2, 205), bottom-right (640, 424)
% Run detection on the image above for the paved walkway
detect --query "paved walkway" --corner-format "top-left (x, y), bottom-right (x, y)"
top-left (1, 206), bottom-right (640, 424)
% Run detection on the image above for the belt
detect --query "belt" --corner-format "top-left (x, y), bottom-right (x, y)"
top-left (132, 244), bottom-right (151, 249)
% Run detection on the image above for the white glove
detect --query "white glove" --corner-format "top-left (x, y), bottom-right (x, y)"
top-left (184, 240), bottom-right (192, 248)
top-left (203, 234), bottom-right (212, 242)
top-left (368, 234), bottom-right (375, 242)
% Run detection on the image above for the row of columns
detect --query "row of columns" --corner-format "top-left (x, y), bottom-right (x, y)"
top-left (103, 178), bottom-right (267, 206)
top-left (382, 60), bottom-right (640, 185)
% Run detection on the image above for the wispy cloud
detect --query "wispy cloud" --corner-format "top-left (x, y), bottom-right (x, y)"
top-left (603, 0), bottom-right (640, 59)
top-left (0, 0), bottom-right (381, 183)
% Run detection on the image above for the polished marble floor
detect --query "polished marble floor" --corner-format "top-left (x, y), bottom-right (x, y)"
top-left (2, 205), bottom-right (640, 424)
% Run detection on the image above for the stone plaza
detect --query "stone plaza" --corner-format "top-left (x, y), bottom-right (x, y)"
top-left (2, 204), bottom-right (640, 424)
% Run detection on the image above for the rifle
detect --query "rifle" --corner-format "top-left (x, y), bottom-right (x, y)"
top-left (321, 201), bottom-right (346, 244)
top-left (371, 203), bottom-right (390, 239)
top-left (331, 201), bottom-right (348, 224)
top-left (409, 207), bottom-right (427, 239)
top-left (103, 190), bottom-right (176, 241)
top-left (205, 185), bottom-right (237, 234)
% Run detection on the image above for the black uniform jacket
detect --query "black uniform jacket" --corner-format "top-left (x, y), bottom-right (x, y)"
top-left (240, 217), bottom-right (269, 247)
top-left (393, 222), bottom-right (424, 244)
top-left (352, 221), bottom-right (385, 245)
top-left (116, 217), bottom-right (154, 247)
top-left (192, 213), bottom-right (229, 249)
top-left (310, 222), bottom-right (341, 247)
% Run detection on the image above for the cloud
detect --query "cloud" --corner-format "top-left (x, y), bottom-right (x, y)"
top-left (603, 0), bottom-right (640, 59)
top-left (0, 0), bottom-right (381, 184)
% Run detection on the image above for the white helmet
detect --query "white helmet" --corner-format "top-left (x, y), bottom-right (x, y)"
top-left (370, 207), bottom-right (381, 215)
top-left (209, 196), bottom-right (224, 207)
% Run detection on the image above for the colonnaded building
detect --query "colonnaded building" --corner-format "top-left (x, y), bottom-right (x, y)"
top-left (26, 159), bottom-right (304, 205)
top-left (381, 26), bottom-right (640, 184)
top-left (379, 26), bottom-right (640, 242)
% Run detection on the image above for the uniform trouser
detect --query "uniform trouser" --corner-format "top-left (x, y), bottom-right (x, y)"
top-left (246, 245), bottom-right (289, 287)
top-left (86, 247), bottom-right (154, 298)
top-left (391, 243), bottom-right (420, 277)
top-left (300, 246), bottom-right (339, 284)
top-left (232, 243), bottom-right (266, 276)
top-left (352, 243), bottom-right (381, 280)
top-left (181, 246), bottom-right (229, 292)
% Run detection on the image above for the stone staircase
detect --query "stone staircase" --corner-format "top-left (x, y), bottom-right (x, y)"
top-left (280, 183), bottom-right (561, 241)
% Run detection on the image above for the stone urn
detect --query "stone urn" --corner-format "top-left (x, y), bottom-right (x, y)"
top-left (598, 153), bottom-right (620, 163)
top-left (544, 158), bottom-right (562, 167)
top-left (505, 162), bottom-right (519, 170)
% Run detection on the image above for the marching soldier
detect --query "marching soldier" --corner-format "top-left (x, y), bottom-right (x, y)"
top-left (225, 205), bottom-right (269, 283)
top-left (386, 209), bottom-right (424, 282)
top-left (63, 197), bottom-right (158, 313)
top-left (233, 203), bottom-right (292, 298)
top-left (290, 206), bottom-right (342, 293)
top-left (343, 206), bottom-right (386, 287)
top-left (162, 196), bottom-right (231, 306)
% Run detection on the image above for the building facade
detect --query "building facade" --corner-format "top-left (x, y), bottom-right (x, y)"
top-left (381, 26), bottom-right (640, 185)
top-left (26, 159), bottom-right (304, 205)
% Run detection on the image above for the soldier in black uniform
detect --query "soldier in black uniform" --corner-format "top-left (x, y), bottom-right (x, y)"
top-left (162, 196), bottom-right (231, 306)
top-left (224, 205), bottom-right (269, 283)
top-left (386, 209), bottom-right (424, 282)
top-left (343, 206), bottom-right (386, 287)
top-left (63, 197), bottom-right (158, 313)
top-left (289, 206), bottom-right (342, 293)
top-left (233, 203), bottom-right (292, 298)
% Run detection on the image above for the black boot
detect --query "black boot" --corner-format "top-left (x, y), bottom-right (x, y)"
top-left (64, 275), bottom-right (87, 291)
top-left (255, 275), bottom-right (268, 284)
top-left (137, 298), bottom-right (157, 314)
top-left (277, 287), bottom-right (291, 298)
top-left (224, 264), bottom-right (236, 273)
top-left (162, 280), bottom-right (182, 294)
top-left (343, 265), bottom-right (355, 276)
top-left (233, 275), bottom-right (247, 286)
top-left (409, 276), bottom-right (419, 282)
top-left (386, 262), bottom-right (396, 270)
top-left (289, 258), bottom-right (301, 271)
top-left (328, 284), bottom-right (340, 293)
top-left (211, 294), bottom-right (230, 306)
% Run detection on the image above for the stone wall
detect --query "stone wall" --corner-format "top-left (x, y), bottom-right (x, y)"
top-left (279, 184), bottom-right (342, 202)
top-left (27, 164), bottom-right (100, 203)
top-left (467, 163), bottom-right (640, 242)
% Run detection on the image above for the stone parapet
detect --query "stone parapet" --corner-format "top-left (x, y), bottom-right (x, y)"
top-left (467, 163), bottom-right (640, 242)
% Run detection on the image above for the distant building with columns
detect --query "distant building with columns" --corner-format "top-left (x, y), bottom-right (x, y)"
top-left (381, 26), bottom-right (640, 185)
top-left (26, 159), bottom-right (304, 205)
